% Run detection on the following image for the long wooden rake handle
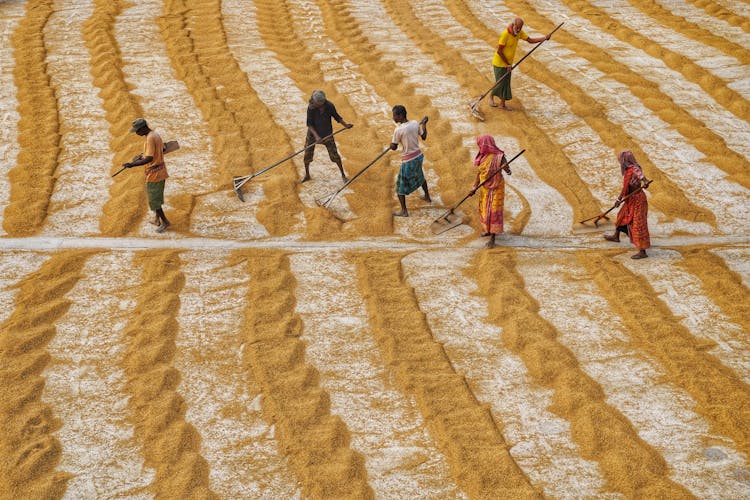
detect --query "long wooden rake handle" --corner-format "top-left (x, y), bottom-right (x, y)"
top-left (433, 149), bottom-right (525, 223)
top-left (579, 178), bottom-right (653, 225)
top-left (233, 126), bottom-right (351, 190)
top-left (317, 146), bottom-right (391, 208)
top-left (111, 166), bottom-right (127, 178)
top-left (471, 22), bottom-right (564, 107)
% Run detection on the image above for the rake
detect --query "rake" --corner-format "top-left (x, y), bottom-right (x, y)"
top-left (578, 178), bottom-right (653, 227)
top-left (112, 140), bottom-right (180, 177)
top-left (469, 22), bottom-right (564, 121)
top-left (316, 147), bottom-right (391, 208)
top-left (430, 149), bottom-right (525, 235)
top-left (232, 126), bottom-right (350, 201)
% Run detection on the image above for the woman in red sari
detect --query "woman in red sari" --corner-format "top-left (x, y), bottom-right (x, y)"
top-left (470, 134), bottom-right (511, 248)
top-left (604, 150), bottom-right (650, 259)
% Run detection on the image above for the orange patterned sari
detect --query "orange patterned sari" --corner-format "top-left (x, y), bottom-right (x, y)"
top-left (477, 154), bottom-right (505, 235)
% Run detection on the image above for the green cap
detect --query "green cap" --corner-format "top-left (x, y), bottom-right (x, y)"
top-left (130, 118), bottom-right (148, 132)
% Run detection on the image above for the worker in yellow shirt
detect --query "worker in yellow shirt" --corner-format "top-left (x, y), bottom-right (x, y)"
top-left (490, 17), bottom-right (549, 110)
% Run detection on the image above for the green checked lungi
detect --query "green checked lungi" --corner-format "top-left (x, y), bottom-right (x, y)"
top-left (396, 153), bottom-right (425, 196)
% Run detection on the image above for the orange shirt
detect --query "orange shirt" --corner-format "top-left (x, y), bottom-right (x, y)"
top-left (143, 130), bottom-right (168, 183)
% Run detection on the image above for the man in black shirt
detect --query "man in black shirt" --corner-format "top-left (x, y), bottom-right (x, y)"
top-left (303, 90), bottom-right (353, 182)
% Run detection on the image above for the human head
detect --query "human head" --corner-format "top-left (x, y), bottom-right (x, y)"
top-left (474, 134), bottom-right (503, 165)
top-left (618, 150), bottom-right (640, 174)
top-left (130, 117), bottom-right (149, 136)
top-left (310, 90), bottom-right (326, 108)
top-left (476, 134), bottom-right (500, 152)
top-left (511, 17), bottom-right (524, 35)
top-left (392, 105), bottom-right (407, 123)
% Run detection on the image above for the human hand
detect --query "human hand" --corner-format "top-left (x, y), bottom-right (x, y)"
top-left (344, 123), bottom-right (353, 129)
top-left (122, 162), bottom-right (132, 168)
top-left (419, 116), bottom-right (429, 125)
top-left (505, 168), bottom-right (512, 176)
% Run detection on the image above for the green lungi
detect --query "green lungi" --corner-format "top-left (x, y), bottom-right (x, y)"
top-left (491, 65), bottom-right (512, 100)
top-left (396, 154), bottom-right (425, 196)
top-left (146, 180), bottom-right (165, 210)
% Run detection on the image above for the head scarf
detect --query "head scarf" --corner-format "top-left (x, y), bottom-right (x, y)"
top-left (474, 134), bottom-right (504, 166)
top-left (309, 90), bottom-right (326, 105)
top-left (618, 150), bottom-right (642, 176)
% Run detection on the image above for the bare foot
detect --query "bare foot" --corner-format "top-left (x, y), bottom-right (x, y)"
top-left (486, 237), bottom-right (496, 248)
top-left (488, 100), bottom-right (498, 107)
top-left (631, 251), bottom-right (648, 259)
top-left (342, 175), bottom-right (348, 182)
top-left (500, 105), bottom-right (513, 111)
top-left (481, 232), bottom-right (491, 237)
top-left (392, 210), bottom-right (409, 217)
top-left (301, 175), bottom-right (311, 183)
top-left (420, 195), bottom-right (431, 202)
top-left (156, 221), bottom-right (171, 233)
top-left (603, 234), bottom-right (620, 242)
top-left (148, 216), bottom-right (159, 226)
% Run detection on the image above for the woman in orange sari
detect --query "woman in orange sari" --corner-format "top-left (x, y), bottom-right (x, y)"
top-left (470, 134), bottom-right (511, 248)
top-left (604, 150), bottom-right (650, 259)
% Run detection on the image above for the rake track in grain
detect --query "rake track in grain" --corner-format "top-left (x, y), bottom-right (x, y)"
top-left (5, 0), bottom-right (61, 236)
top-left (0, 252), bottom-right (93, 497)
top-left (160, 0), bottom-right (320, 238)
top-left (0, 1), bottom-right (748, 497)
top-left (355, 251), bottom-right (540, 498)
top-left (552, 0), bottom-right (749, 122)
top-left (241, 250), bottom-right (372, 498)
top-left (471, 250), bottom-right (692, 497)
top-left (582, 251), bottom-right (750, 461)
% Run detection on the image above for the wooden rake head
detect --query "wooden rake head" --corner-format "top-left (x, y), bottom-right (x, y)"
top-left (430, 209), bottom-right (463, 235)
top-left (232, 176), bottom-right (248, 202)
top-left (315, 193), bottom-right (336, 209)
top-left (468, 100), bottom-right (485, 121)
top-left (591, 213), bottom-right (610, 227)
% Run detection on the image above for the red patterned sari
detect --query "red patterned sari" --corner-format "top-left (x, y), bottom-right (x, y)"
top-left (615, 165), bottom-right (650, 250)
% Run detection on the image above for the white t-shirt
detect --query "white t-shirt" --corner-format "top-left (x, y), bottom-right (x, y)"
top-left (392, 120), bottom-right (422, 159)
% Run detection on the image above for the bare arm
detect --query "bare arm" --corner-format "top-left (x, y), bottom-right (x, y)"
top-left (419, 116), bottom-right (428, 140)
top-left (308, 125), bottom-right (322, 142)
top-left (496, 44), bottom-right (511, 67)
top-left (334, 115), bottom-right (353, 129)
top-left (525, 34), bottom-right (550, 43)
top-left (123, 155), bottom-right (153, 168)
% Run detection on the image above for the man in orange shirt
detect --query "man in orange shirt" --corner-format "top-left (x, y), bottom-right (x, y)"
top-left (122, 118), bottom-right (171, 233)
top-left (490, 17), bottom-right (549, 110)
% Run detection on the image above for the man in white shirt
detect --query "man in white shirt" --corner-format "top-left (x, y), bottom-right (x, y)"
top-left (390, 105), bottom-right (430, 217)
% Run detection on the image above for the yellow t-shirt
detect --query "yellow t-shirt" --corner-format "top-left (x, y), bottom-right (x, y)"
top-left (492, 28), bottom-right (528, 67)
top-left (143, 130), bottom-right (168, 183)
